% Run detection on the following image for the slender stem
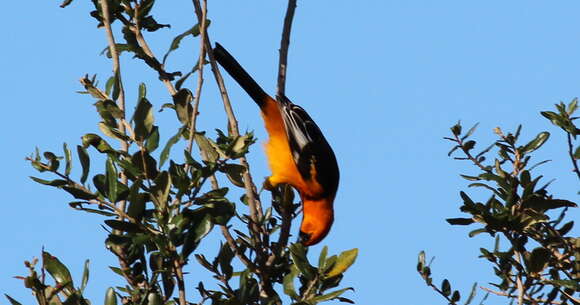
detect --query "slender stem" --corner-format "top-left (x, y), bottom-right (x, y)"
top-left (480, 286), bottom-right (564, 305)
top-left (124, 3), bottom-right (177, 96)
top-left (566, 133), bottom-right (580, 181)
top-left (513, 251), bottom-right (525, 305)
top-left (219, 225), bottom-right (258, 271)
top-left (191, 0), bottom-right (264, 246)
top-left (174, 260), bottom-right (187, 305)
top-left (99, 0), bottom-right (129, 215)
top-left (454, 133), bottom-right (489, 172)
top-left (276, 0), bottom-right (297, 97)
top-left (186, 0), bottom-right (207, 156)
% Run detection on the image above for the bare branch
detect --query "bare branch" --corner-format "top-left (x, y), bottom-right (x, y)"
top-left (480, 286), bottom-right (567, 305)
top-left (191, 0), bottom-right (264, 243)
top-left (186, 0), bottom-right (208, 156)
top-left (277, 0), bottom-right (297, 97)
top-left (99, 0), bottom-right (129, 215)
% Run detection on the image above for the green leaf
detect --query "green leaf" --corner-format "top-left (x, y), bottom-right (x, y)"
top-left (43, 251), bottom-right (74, 293)
top-left (195, 133), bottom-right (219, 162)
top-left (62, 186), bottom-right (97, 200)
top-left (311, 287), bottom-right (353, 303)
top-left (522, 196), bottom-right (577, 212)
top-left (461, 123), bottom-right (479, 141)
top-left (568, 98), bottom-right (578, 115)
top-left (318, 245), bottom-right (328, 269)
top-left (150, 171), bottom-right (171, 212)
top-left (4, 295), bottom-right (23, 305)
top-left (451, 122), bottom-right (462, 136)
top-left (558, 221), bottom-right (574, 236)
top-left (326, 248), bottom-right (358, 278)
top-left (468, 228), bottom-right (487, 237)
top-left (464, 282), bottom-right (477, 305)
top-left (441, 279), bottom-right (451, 296)
top-left (94, 100), bottom-right (119, 128)
top-left (145, 126), bottom-right (160, 152)
top-left (105, 287), bottom-right (117, 305)
top-left (219, 163), bottom-right (246, 187)
top-left (29, 176), bottom-right (68, 187)
top-left (282, 265), bottom-right (299, 299)
top-left (543, 279), bottom-right (580, 290)
top-left (131, 150), bottom-right (159, 179)
top-left (451, 290), bottom-right (460, 303)
top-left (524, 247), bottom-right (551, 274)
top-left (112, 71), bottom-right (121, 101)
top-left (106, 157), bottom-right (119, 203)
top-left (521, 131), bottom-right (550, 154)
top-left (81, 259), bottom-right (90, 293)
top-left (128, 180), bottom-right (146, 220)
top-left (162, 20), bottom-right (211, 64)
top-left (159, 128), bottom-right (183, 168)
top-left (82, 133), bottom-right (115, 154)
top-left (133, 98), bottom-right (154, 142)
top-left (446, 218), bottom-right (474, 225)
top-left (69, 202), bottom-right (117, 216)
top-left (63, 143), bottom-right (72, 176)
top-left (172, 89), bottom-right (193, 125)
top-left (104, 220), bottom-right (143, 233)
top-left (217, 243), bottom-right (234, 280)
top-left (138, 82), bottom-right (147, 100)
top-left (98, 122), bottom-right (130, 142)
top-left (181, 211), bottom-right (213, 259)
top-left (77, 145), bottom-right (90, 184)
top-left (59, 0), bottom-right (73, 8)
top-left (289, 243), bottom-right (316, 280)
top-left (147, 293), bottom-right (162, 305)
top-left (460, 174), bottom-right (480, 181)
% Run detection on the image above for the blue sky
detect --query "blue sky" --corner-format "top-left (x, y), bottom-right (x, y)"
top-left (3, 1), bottom-right (580, 304)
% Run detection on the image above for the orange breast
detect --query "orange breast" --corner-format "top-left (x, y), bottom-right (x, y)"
top-left (260, 98), bottom-right (321, 197)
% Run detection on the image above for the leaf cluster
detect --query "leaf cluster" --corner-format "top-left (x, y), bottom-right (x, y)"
top-left (421, 100), bottom-right (580, 305)
top-left (12, 1), bottom-right (359, 305)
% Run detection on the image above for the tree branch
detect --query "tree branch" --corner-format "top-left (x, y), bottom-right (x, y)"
top-left (99, 0), bottom-right (129, 215)
top-left (191, 0), bottom-right (265, 247)
top-left (186, 0), bottom-right (207, 157)
top-left (480, 286), bottom-right (568, 305)
top-left (276, 0), bottom-right (297, 97)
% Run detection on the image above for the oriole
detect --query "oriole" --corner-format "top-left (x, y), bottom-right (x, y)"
top-left (213, 43), bottom-right (340, 246)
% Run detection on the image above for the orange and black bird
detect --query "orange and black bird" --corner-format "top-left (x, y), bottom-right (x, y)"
top-left (213, 43), bottom-right (340, 246)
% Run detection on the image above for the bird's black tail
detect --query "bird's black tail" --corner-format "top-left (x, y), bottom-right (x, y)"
top-left (213, 43), bottom-right (269, 107)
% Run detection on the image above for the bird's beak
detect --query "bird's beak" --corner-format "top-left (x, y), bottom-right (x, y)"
top-left (298, 231), bottom-right (312, 245)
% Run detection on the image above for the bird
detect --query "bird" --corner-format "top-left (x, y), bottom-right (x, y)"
top-left (212, 43), bottom-right (340, 246)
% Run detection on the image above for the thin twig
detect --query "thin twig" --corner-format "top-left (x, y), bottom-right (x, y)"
top-left (566, 133), bottom-right (580, 181)
top-left (454, 132), bottom-right (489, 172)
top-left (220, 225), bottom-right (258, 271)
top-left (264, 0), bottom-right (299, 271)
top-left (186, 0), bottom-right (208, 156)
top-left (513, 250), bottom-right (525, 305)
top-left (99, 0), bottom-right (129, 216)
top-left (173, 260), bottom-right (187, 305)
top-left (480, 286), bottom-right (569, 305)
top-left (276, 0), bottom-right (297, 97)
top-left (124, 3), bottom-right (177, 96)
top-left (191, 0), bottom-right (264, 247)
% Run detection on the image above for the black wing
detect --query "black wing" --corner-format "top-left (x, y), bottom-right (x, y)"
top-left (277, 95), bottom-right (340, 199)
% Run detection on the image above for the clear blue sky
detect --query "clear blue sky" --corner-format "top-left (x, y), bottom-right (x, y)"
top-left (2, 1), bottom-right (580, 304)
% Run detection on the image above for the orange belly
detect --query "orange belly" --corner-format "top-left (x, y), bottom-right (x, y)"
top-left (260, 97), bottom-right (321, 196)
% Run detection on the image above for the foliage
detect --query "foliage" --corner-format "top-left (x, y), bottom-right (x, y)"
top-left (419, 100), bottom-right (580, 305)
top-left (9, 1), bottom-right (357, 305)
